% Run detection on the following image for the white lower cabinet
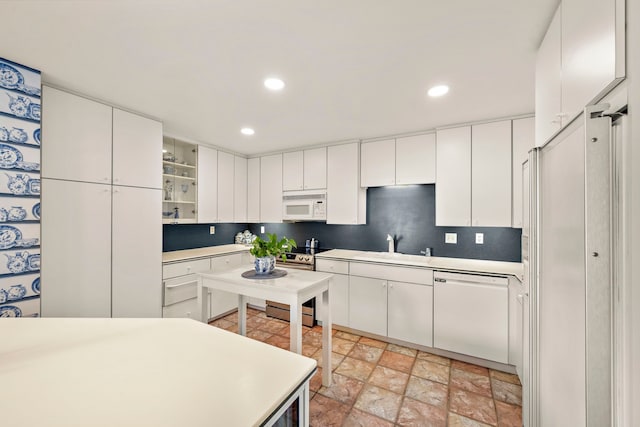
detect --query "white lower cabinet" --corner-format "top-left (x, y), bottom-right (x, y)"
top-left (388, 281), bottom-right (433, 347)
top-left (41, 180), bottom-right (161, 318)
top-left (162, 258), bottom-right (211, 319)
top-left (349, 276), bottom-right (387, 336)
top-left (508, 277), bottom-right (524, 373)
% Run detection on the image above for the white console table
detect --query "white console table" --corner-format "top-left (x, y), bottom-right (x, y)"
top-left (0, 318), bottom-right (316, 427)
top-left (197, 266), bottom-right (333, 386)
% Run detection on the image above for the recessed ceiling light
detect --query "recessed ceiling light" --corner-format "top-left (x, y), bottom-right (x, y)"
top-left (428, 85), bottom-right (449, 97)
top-left (264, 77), bottom-right (285, 91)
top-left (241, 127), bottom-right (255, 136)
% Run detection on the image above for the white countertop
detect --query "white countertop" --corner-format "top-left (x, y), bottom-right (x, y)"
top-left (163, 244), bottom-right (250, 263)
top-left (0, 318), bottom-right (316, 427)
top-left (316, 249), bottom-right (524, 279)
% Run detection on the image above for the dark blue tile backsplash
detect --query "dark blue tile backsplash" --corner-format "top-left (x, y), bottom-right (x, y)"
top-left (163, 185), bottom-right (522, 262)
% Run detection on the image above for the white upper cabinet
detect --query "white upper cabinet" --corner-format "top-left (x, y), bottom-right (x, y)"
top-left (112, 108), bottom-right (162, 189)
top-left (282, 151), bottom-right (304, 191)
top-left (536, 0), bottom-right (622, 146)
top-left (247, 157), bottom-right (260, 222)
top-left (360, 139), bottom-right (396, 187)
top-left (197, 145), bottom-right (218, 223)
top-left (535, 6), bottom-right (562, 146)
top-left (41, 86), bottom-right (112, 184)
top-left (395, 134), bottom-right (436, 185)
top-left (303, 147), bottom-right (327, 190)
top-left (561, 0), bottom-right (618, 123)
top-left (512, 117), bottom-right (535, 228)
top-left (234, 156), bottom-right (248, 222)
top-left (260, 154), bottom-right (283, 223)
top-left (283, 148), bottom-right (327, 191)
top-left (471, 120), bottom-right (512, 227)
top-left (327, 143), bottom-right (366, 225)
top-left (217, 151), bottom-right (234, 222)
top-left (436, 126), bottom-right (471, 227)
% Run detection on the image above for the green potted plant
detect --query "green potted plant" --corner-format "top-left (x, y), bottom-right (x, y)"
top-left (249, 233), bottom-right (297, 274)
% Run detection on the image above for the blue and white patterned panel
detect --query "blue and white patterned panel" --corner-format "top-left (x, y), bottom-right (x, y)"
top-left (0, 249), bottom-right (40, 276)
top-left (0, 142), bottom-right (40, 172)
top-left (0, 197), bottom-right (40, 222)
top-left (0, 223), bottom-right (39, 249)
top-left (0, 171), bottom-right (40, 196)
top-left (0, 58), bottom-right (41, 98)
top-left (0, 57), bottom-right (40, 317)
top-left (0, 273), bottom-right (39, 303)
top-left (0, 115), bottom-right (40, 147)
top-left (0, 297), bottom-right (40, 317)
top-left (0, 92), bottom-right (40, 122)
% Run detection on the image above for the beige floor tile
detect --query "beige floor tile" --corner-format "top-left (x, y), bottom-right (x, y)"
top-left (342, 408), bottom-right (395, 427)
top-left (302, 344), bottom-right (319, 357)
top-left (368, 365), bottom-right (410, 394)
top-left (309, 368), bottom-right (323, 393)
top-left (451, 360), bottom-right (490, 376)
top-left (246, 315), bottom-right (270, 329)
top-left (396, 397), bottom-right (447, 427)
top-left (378, 350), bottom-right (415, 373)
top-left (349, 343), bottom-right (385, 363)
top-left (450, 368), bottom-right (492, 397)
top-left (264, 334), bottom-right (289, 349)
top-left (333, 336), bottom-right (357, 355)
top-left (495, 401), bottom-right (523, 427)
top-left (405, 375), bottom-right (448, 408)
top-left (358, 336), bottom-right (388, 349)
top-left (311, 349), bottom-right (345, 371)
top-left (303, 330), bottom-right (324, 347)
top-left (335, 356), bottom-right (376, 381)
top-left (210, 318), bottom-right (234, 329)
top-left (387, 343), bottom-right (418, 357)
top-left (335, 330), bottom-right (361, 342)
top-left (224, 323), bottom-right (239, 334)
top-left (491, 378), bottom-right (522, 406)
top-left (258, 319), bottom-right (289, 335)
top-left (417, 351), bottom-right (451, 366)
top-left (449, 387), bottom-right (497, 426)
top-left (489, 370), bottom-right (521, 386)
top-left (354, 384), bottom-right (402, 422)
top-left (318, 373), bottom-right (365, 405)
top-left (448, 412), bottom-right (493, 427)
top-left (412, 359), bottom-right (450, 384)
top-left (309, 394), bottom-right (350, 427)
top-left (246, 329), bottom-right (272, 341)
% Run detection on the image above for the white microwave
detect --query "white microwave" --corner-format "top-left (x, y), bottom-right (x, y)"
top-left (282, 190), bottom-right (327, 221)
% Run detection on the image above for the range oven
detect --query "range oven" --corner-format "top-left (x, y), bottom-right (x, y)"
top-left (265, 250), bottom-right (318, 327)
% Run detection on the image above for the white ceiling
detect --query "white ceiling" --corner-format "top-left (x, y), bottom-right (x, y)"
top-left (4, 0), bottom-right (558, 155)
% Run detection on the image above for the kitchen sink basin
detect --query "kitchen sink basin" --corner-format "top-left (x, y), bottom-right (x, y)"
top-left (352, 252), bottom-right (432, 266)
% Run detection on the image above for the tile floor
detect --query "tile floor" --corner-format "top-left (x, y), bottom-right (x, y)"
top-left (210, 309), bottom-right (522, 427)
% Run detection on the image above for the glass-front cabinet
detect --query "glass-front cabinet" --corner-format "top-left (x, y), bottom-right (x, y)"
top-left (162, 137), bottom-right (197, 223)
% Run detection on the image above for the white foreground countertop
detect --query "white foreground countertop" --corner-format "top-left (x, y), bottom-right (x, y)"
top-left (317, 249), bottom-right (523, 279)
top-left (0, 318), bottom-right (316, 427)
top-left (163, 243), bottom-right (250, 263)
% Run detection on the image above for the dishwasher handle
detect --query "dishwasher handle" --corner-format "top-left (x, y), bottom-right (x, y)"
top-left (434, 277), bottom-right (447, 283)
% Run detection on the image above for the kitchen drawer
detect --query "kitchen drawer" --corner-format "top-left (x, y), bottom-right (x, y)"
top-left (316, 259), bottom-right (349, 275)
top-left (349, 262), bottom-right (433, 285)
top-left (162, 258), bottom-right (210, 279)
top-left (163, 275), bottom-right (198, 306)
top-left (162, 297), bottom-right (198, 319)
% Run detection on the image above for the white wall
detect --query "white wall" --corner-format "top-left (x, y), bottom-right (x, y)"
top-left (625, 0), bottom-right (639, 424)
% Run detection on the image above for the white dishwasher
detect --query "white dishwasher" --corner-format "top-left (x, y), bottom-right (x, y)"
top-left (433, 271), bottom-right (509, 363)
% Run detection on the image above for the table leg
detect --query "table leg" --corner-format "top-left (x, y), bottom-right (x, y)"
top-left (238, 294), bottom-right (247, 336)
top-left (290, 300), bottom-right (302, 354)
top-left (321, 286), bottom-right (332, 387)
top-left (299, 381), bottom-right (309, 427)
top-left (196, 276), bottom-right (207, 323)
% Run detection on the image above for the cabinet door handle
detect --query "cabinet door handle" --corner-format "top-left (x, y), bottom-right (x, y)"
top-left (389, 283), bottom-right (393, 289)
top-left (382, 282), bottom-right (386, 288)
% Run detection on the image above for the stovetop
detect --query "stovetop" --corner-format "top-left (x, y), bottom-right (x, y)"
top-left (281, 247), bottom-right (331, 265)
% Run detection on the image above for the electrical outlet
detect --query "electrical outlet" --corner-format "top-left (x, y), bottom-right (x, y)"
top-left (445, 233), bottom-right (457, 244)
top-left (475, 233), bottom-right (484, 244)
top-left (209, 226), bottom-right (215, 235)
top-left (260, 226), bottom-right (265, 234)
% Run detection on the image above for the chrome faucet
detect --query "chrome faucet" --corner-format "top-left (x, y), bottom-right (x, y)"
top-left (386, 234), bottom-right (394, 253)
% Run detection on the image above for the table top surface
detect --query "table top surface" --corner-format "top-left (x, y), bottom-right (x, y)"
top-left (199, 266), bottom-right (333, 296)
top-left (0, 318), bottom-right (316, 427)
